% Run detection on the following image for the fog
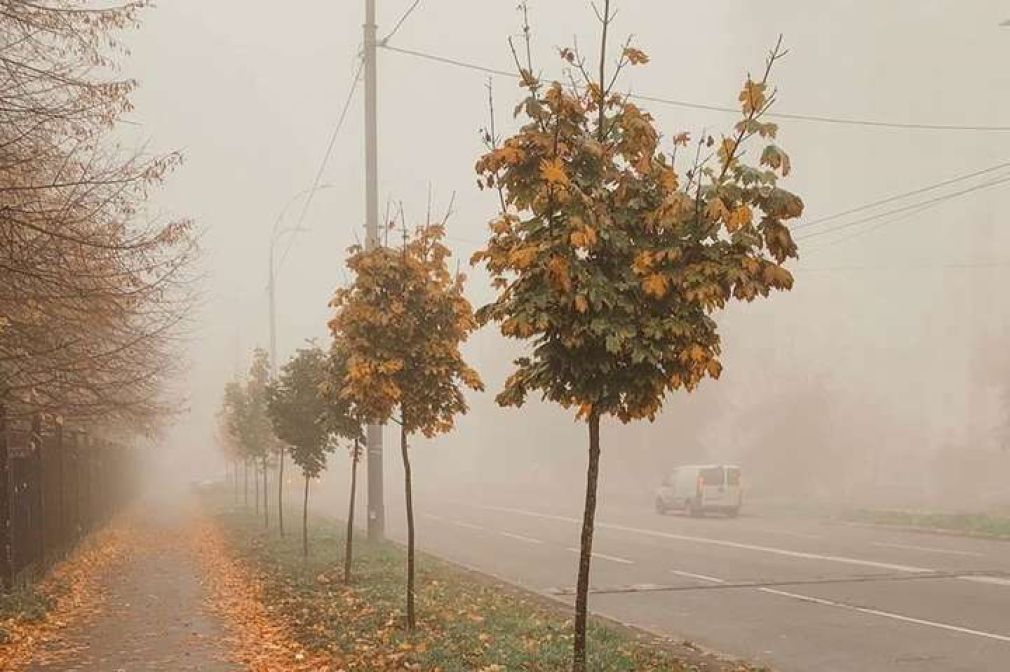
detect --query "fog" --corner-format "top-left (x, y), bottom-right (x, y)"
top-left (129, 1), bottom-right (1010, 513)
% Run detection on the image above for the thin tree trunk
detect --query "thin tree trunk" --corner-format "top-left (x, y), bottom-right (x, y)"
top-left (302, 472), bottom-right (309, 560)
top-left (262, 456), bottom-right (269, 528)
top-left (344, 440), bottom-right (359, 584)
top-left (243, 459), bottom-right (249, 508)
top-left (400, 419), bottom-right (416, 631)
top-left (254, 459), bottom-right (260, 515)
top-left (573, 412), bottom-right (602, 672)
top-left (278, 447), bottom-right (285, 537)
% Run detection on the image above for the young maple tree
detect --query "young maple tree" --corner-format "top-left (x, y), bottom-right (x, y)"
top-left (329, 221), bottom-right (483, 629)
top-left (266, 345), bottom-right (337, 558)
top-left (218, 382), bottom-right (247, 505)
top-left (319, 342), bottom-right (365, 584)
top-left (472, 4), bottom-right (802, 669)
top-left (244, 348), bottom-right (275, 528)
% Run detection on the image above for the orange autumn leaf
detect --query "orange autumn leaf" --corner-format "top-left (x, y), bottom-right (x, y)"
top-left (539, 158), bottom-right (570, 186)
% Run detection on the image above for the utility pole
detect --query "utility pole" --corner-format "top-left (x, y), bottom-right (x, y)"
top-left (364, 0), bottom-right (385, 541)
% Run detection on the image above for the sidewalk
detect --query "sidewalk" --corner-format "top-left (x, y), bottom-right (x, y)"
top-left (26, 499), bottom-right (235, 671)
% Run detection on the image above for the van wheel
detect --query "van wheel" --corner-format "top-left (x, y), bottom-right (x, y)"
top-left (655, 497), bottom-right (668, 515)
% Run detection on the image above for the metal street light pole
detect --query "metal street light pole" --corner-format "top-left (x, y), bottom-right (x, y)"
top-left (267, 184), bottom-right (336, 376)
top-left (267, 183), bottom-right (334, 539)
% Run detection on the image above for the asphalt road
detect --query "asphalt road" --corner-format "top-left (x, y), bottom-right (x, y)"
top-left (371, 489), bottom-right (1010, 672)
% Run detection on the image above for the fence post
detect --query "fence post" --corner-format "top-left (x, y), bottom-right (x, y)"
top-left (55, 423), bottom-right (65, 556)
top-left (0, 403), bottom-right (12, 590)
top-left (81, 434), bottom-right (91, 534)
top-left (70, 431), bottom-right (80, 542)
top-left (31, 413), bottom-right (44, 573)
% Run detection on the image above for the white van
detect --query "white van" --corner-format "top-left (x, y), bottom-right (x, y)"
top-left (655, 464), bottom-right (742, 517)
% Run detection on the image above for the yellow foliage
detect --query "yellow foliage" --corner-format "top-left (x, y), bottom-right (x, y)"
top-left (642, 273), bottom-right (668, 299)
top-left (509, 245), bottom-right (539, 270)
top-left (547, 256), bottom-right (572, 293)
top-left (623, 47), bottom-right (650, 65)
top-left (632, 251), bottom-right (655, 275)
top-left (739, 79), bottom-right (767, 116)
top-left (569, 224), bottom-right (598, 250)
top-left (540, 158), bottom-right (569, 186)
top-left (726, 205), bottom-right (753, 232)
top-left (704, 198), bottom-right (729, 223)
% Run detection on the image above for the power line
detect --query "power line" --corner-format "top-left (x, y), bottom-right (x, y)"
top-left (383, 44), bottom-right (514, 78)
top-left (278, 57), bottom-right (365, 269)
top-left (380, 44), bottom-right (1010, 133)
top-left (380, 0), bottom-right (423, 45)
top-left (795, 160), bottom-right (1010, 231)
top-left (799, 260), bottom-right (1010, 274)
top-left (803, 201), bottom-right (938, 251)
top-left (796, 175), bottom-right (1010, 242)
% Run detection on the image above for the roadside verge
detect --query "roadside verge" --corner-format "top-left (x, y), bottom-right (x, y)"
top-left (205, 491), bottom-right (769, 672)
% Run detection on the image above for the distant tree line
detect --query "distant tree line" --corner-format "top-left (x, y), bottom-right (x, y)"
top-left (0, 1), bottom-right (196, 434)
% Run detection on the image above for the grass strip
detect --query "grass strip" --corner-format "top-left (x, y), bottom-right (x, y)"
top-left (845, 509), bottom-right (1010, 539)
top-left (208, 493), bottom-right (766, 672)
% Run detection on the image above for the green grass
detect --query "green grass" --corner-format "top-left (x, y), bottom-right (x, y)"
top-left (845, 509), bottom-right (1010, 538)
top-left (208, 493), bottom-right (763, 672)
top-left (0, 584), bottom-right (56, 645)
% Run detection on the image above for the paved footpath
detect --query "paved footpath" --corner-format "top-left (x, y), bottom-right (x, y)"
top-left (28, 501), bottom-right (236, 672)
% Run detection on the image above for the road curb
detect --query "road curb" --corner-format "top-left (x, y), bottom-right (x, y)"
top-left (398, 540), bottom-right (773, 672)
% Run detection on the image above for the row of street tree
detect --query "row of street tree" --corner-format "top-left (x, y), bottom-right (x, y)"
top-left (218, 3), bottom-right (804, 669)
top-left (0, 1), bottom-right (196, 435)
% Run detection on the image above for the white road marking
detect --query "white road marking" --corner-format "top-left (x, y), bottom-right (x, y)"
top-left (566, 548), bottom-right (635, 565)
top-left (758, 587), bottom-right (1010, 643)
top-left (872, 542), bottom-right (984, 558)
top-left (670, 569), bottom-right (725, 584)
top-left (473, 504), bottom-right (934, 574)
top-left (501, 531), bottom-right (544, 545)
top-left (751, 527), bottom-right (823, 541)
top-left (450, 520), bottom-right (484, 531)
top-left (958, 576), bottom-right (1010, 587)
top-left (422, 513), bottom-right (483, 531)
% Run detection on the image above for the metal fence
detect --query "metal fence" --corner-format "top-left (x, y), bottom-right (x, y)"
top-left (0, 413), bottom-right (135, 590)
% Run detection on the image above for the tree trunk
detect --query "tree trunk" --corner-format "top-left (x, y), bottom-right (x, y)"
top-left (302, 472), bottom-right (309, 560)
top-left (572, 411), bottom-right (601, 672)
top-left (262, 456), bottom-right (269, 528)
top-left (233, 461), bottom-right (238, 505)
top-left (254, 459), bottom-right (260, 515)
top-left (400, 420), bottom-right (416, 630)
top-left (243, 459), bottom-right (249, 508)
top-left (344, 440), bottom-right (359, 584)
top-left (278, 447), bottom-right (285, 537)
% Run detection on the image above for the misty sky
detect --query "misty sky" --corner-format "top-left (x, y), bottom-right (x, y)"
top-left (124, 2), bottom-right (1010, 503)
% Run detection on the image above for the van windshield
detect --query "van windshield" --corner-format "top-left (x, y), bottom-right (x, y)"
top-left (700, 467), bottom-right (724, 486)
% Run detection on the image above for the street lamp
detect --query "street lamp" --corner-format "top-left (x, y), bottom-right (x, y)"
top-left (267, 184), bottom-right (336, 377)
